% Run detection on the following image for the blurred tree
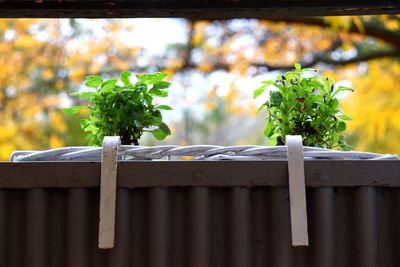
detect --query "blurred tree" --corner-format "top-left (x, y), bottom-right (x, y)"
top-left (0, 16), bottom-right (399, 160)
top-left (340, 59), bottom-right (400, 154)
top-left (0, 19), bottom-right (141, 159)
top-left (0, 19), bottom-right (66, 159)
top-left (183, 16), bottom-right (399, 71)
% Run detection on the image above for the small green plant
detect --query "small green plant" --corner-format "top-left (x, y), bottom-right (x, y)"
top-left (254, 63), bottom-right (353, 150)
top-left (64, 71), bottom-right (172, 146)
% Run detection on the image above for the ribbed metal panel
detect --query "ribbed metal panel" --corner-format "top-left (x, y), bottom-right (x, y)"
top-left (0, 186), bottom-right (400, 266)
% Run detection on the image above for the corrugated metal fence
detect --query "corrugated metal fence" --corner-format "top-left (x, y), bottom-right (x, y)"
top-left (0, 161), bottom-right (399, 267)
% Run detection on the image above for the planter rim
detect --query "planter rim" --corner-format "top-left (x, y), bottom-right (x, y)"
top-left (10, 145), bottom-right (398, 162)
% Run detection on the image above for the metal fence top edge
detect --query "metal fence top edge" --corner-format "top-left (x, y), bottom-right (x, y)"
top-left (0, 160), bottom-right (399, 188)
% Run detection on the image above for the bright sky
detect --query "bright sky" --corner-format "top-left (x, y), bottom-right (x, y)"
top-left (118, 19), bottom-right (188, 53)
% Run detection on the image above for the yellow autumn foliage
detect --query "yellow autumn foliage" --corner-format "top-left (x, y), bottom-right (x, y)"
top-left (340, 59), bottom-right (400, 154)
top-left (49, 134), bottom-right (65, 148)
top-left (49, 112), bottom-right (67, 133)
top-left (0, 19), bottom-right (140, 160)
top-left (43, 68), bottom-right (55, 80)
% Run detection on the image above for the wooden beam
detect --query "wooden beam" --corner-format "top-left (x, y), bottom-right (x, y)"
top-left (0, 0), bottom-right (399, 18)
top-left (0, 160), bottom-right (399, 188)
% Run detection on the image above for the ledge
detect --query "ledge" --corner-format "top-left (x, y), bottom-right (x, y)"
top-left (0, 160), bottom-right (399, 188)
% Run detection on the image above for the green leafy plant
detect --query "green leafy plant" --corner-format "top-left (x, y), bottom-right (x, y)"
top-left (64, 71), bottom-right (172, 146)
top-left (254, 63), bottom-right (353, 150)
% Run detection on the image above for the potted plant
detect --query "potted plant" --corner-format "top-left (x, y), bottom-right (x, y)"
top-left (64, 71), bottom-right (172, 145)
top-left (253, 63), bottom-right (353, 149)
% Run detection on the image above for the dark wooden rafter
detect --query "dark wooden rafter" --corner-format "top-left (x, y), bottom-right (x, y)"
top-left (0, 0), bottom-right (399, 18)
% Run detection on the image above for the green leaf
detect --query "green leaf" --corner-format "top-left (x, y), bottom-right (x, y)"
top-left (338, 114), bottom-right (352, 121)
top-left (338, 140), bottom-right (352, 151)
top-left (63, 106), bottom-right (81, 116)
top-left (83, 123), bottom-right (99, 133)
top-left (294, 63), bottom-right (301, 71)
top-left (270, 91), bottom-right (283, 107)
top-left (143, 94), bottom-right (153, 105)
top-left (156, 105), bottom-right (173, 110)
top-left (256, 104), bottom-right (266, 113)
top-left (337, 121), bottom-right (347, 132)
top-left (149, 88), bottom-right (168, 97)
top-left (330, 99), bottom-right (339, 110)
top-left (268, 134), bottom-right (279, 146)
top-left (86, 134), bottom-right (96, 144)
top-left (80, 119), bottom-right (90, 129)
top-left (263, 121), bottom-right (275, 137)
top-left (101, 79), bottom-right (117, 91)
top-left (254, 80), bottom-right (276, 98)
top-left (137, 72), bottom-right (168, 85)
top-left (152, 128), bottom-right (167, 140)
top-left (152, 81), bottom-right (171, 90)
top-left (159, 122), bottom-right (171, 135)
top-left (151, 123), bottom-right (171, 140)
top-left (151, 117), bottom-right (163, 126)
top-left (120, 71), bottom-right (132, 86)
top-left (261, 80), bottom-right (276, 85)
top-left (85, 76), bottom-right (103, 88)
top-left (253, 85), bottom-right (266, 99)
top-left (152, 109), bottom-right (162, 119)
top-left (79, 91), bottom-right (97, 100)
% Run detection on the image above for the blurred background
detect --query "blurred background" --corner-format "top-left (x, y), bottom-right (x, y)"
top-left (0, 16), bottom-right (399, 160)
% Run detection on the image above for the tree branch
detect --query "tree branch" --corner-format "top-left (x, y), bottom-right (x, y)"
top-left (181, 47), bottom-right (400, 71)
top-left (261, 17), bottom-right (400, 49)
top-left (86, 47), bottom-right (399, 77)
top-left (182, 19), bottom-right (195, 69)
top-left (281, 48), bottom-right (400, 69)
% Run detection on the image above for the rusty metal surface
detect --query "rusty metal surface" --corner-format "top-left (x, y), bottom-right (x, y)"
top-left (0, 186), bottom-right (399, 266)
